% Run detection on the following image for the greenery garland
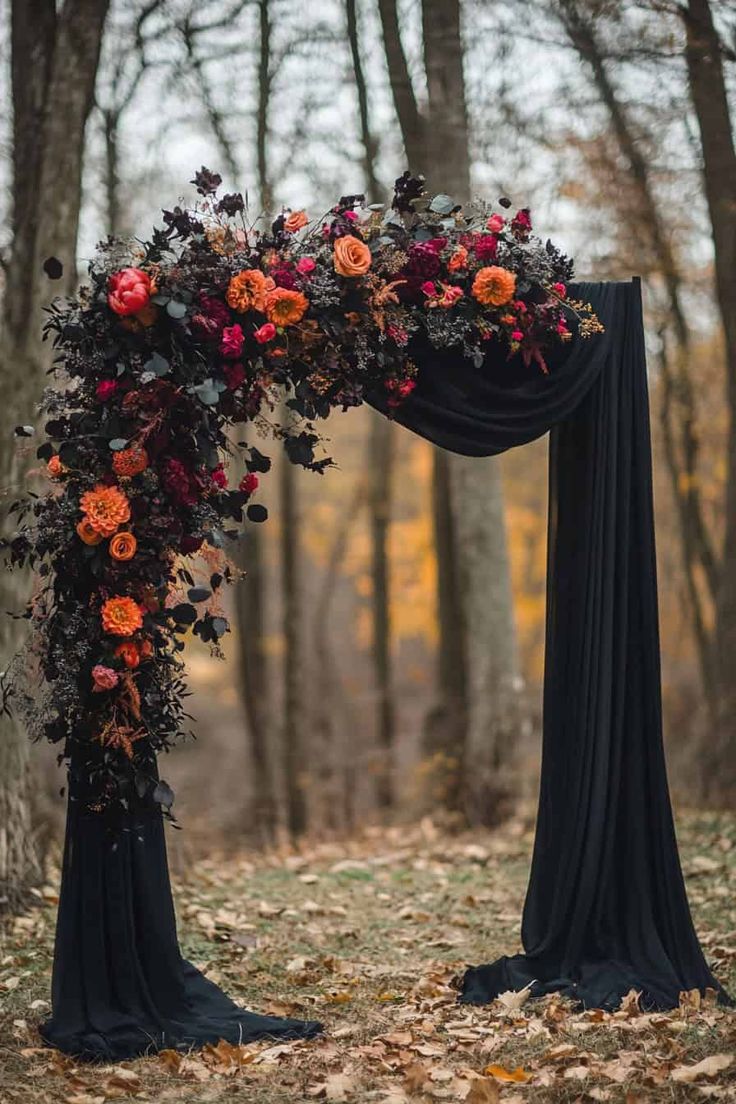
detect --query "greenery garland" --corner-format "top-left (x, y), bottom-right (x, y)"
top-left (1, 168), bottom-right (601, 815)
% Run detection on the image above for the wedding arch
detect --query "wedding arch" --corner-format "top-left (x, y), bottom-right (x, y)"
top-left (2, 170), bottom-right (728, 1061)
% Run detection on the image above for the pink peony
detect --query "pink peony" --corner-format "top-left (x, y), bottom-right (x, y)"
top-left (254, 322), bottom-right (276, 344)
top-left (220, 323), bottom-right (245, 359)
top-left (96, 379), bottom-right (118, 402)
top-left (296, 257), bottom-right (316, 276)
top-left (239, 472), bottom-right (259, 495)
top-left (107, 267), bottom-right (153, 316)
top-left (486, 213), bottom-right (505, 233)
top-left (92, 665), bottom-right (119, 693)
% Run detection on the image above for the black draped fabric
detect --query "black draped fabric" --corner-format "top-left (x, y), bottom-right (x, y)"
top-left (369, 279), bottom-right (729, 1011)
top-left (40, 747), bottom-right (321, 1061)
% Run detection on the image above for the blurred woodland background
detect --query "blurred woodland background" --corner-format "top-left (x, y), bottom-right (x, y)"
top-left (0, 0), bottom-right (735, 902)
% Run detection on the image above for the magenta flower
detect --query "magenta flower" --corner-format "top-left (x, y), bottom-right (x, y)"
top-left (220, 324), bottom-right (245, 359)
top-left (92, 665), bottom-right (119, 693)
top-left (95, 380), bottom-right (118, 402)
top-left (254, 322), bottom-right (276, 344)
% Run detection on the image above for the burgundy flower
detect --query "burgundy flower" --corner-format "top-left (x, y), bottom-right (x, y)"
top-left (404, 242), bottom-right (442, 280)
top-left (472, 234), bottom-right (498, 262)
top-left (162, 458), bottom-right (198, 506)
top-left (511, 208), bottom-right (532, 237)
top-left (220, 324), bottom-right (245, 359)
top-left (271, 266), bottom-right (297, 289)
top-left (180, 534), bottom-right (203, 554)
top-left (96, 379), bottom-right (118, 402)
top-left (191, 293), bottom-right (230, 341)
top-left (223, 361), bottom-right (246, 390)
top-left (239, 472), bottom-right (259, 495)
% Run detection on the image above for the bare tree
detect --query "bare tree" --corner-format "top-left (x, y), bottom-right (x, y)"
top-left (0, 0), bottom-right (109, 909)
top-left (378, 0), bottom-right (521, 823)
top-left (682, 0), bottom-right (736, 796)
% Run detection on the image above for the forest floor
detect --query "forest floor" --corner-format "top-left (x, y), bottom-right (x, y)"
top-left (1, 810), bottom-right (734, 1104)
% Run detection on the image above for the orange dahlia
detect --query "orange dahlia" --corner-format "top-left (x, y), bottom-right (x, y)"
top-left (109, 532), bottom-right (137, 562)
top-left (80, 484), bottom-right (131, 537)
top-left (77, 518), bottom-right (104, 545)
top-left (47, 455), bottom-right (65, 479)
top-left (112, 444), bottom-right (148, 478)
top-left (447, 246), bottom-right (469, 274)
top-left (472, 266), bottom-right (516, 308)
top-left (101, 596), bottom-right (143, 637)
top-left (226, 269), bottom-right (274, 313)
top-left (264, 287), bottom-right (309, 327)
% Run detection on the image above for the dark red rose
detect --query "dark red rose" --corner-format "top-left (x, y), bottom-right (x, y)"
top-left (180, 534), bottom-right (204, 554)
top-left (473, 234), bottom-right (498, 262)
top-left (96, 379), bottom-right (119, 402)
top-left (223, 361), bottom-right (246, 390)
top-left (239, 472), bottom-right (259, 495)
top-left (211, 463), bottom-right (228, 489)
top-left (271, 265), bottom-right (297, 289)
top-left (220, 324), bottom-right (245, 359)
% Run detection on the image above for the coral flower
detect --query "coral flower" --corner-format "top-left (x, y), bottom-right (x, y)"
top-left (80, 484), bottom-right (131, 536)
top-left (254, 322), bottom-right (277, 344)
top-left (226, 269), bottom-right (274, 313)
top-left (108, 267), bottom-right (154, 316)
top-left (92, 665), bottom-right (119, 693)
top-left (447, 246), bottom-right (469, 273)
top-left (115, 641), bottom-right (141, 669)
top-left (333, 234), bottom-right (372, 277)
top-left (472, 266), bottom-right (517, 308)
top-left (77, 518), bottom-right (104, 546)
top-left (109, 532), bottom-right (137, 562)
top-left (284, 209), bottom-right (308, 233)
top-left (102, 596), bottom-right (143, 637)
top-left (112, 444), bottom-right (148, 478)
top-left (265, 287), bottom-right (309, 327)
top-left (47, 455), bottom-right (64, 479)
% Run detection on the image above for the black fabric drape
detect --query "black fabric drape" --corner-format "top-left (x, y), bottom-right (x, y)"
top-left (369, 279), bottom-right (729, 1011)
top-left (40, 747), bottom-right (321, 1061)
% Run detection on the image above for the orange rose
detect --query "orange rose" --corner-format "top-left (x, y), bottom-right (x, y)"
top-left (101, 596), bottom-right (143, 636)
top-left (109, 532), bottom-right (137, 562)
top-left (447, 246), bottom-right (469, 273)
top-left (47, 455), bottom-right (64, 479)
top-left (264, 287), bottom-right (309, 327)
top-left (471, 265), bottom-right (516, 308)
top-left (77, 518), bottom-right (104, 546)
top-left (115, 641), bottom-right (141, 668)
top-left (284, 209), bottom-right (308, 233)
top-left (226, 269), bottom-right (275, 313)
top-left (80, 484), bottom-right (131, 536)
top-left (112, 445), bottom-right (149, 478)
top-left (333, 235), bottom-right (372, 277)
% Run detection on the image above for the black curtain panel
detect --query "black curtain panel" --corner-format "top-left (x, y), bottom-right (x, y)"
top-left (41, 279), bottom-right (727, 1062)
top-left (370, 278), bottom-right (728, 1011)
top-left (40, 744), bottom-right (322, 1061)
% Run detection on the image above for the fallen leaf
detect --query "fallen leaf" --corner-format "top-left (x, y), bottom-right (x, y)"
top-left (671, 1054), bottom-right (733, 1083)
top-left (465, 1077), bottom-right (500, 1103)
top-left (484, 1064), bottom-right (532, 1083)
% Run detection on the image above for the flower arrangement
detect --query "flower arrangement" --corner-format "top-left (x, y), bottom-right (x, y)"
top-left (1, 168), bottom-right (601, 813)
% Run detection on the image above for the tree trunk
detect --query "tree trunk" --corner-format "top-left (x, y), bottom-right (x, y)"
top-left (1, 0), bottom-right (109, 911)
top-left (346, 0), bottom-right (396, 809)
top-left (280, 440), bottom-right (307, 838)
top-left (684, 0), bottom-right (736, 798)
top-left (422, 0), bottom-right (521, 823)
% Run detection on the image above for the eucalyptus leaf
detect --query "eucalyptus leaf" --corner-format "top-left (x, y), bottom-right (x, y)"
top-left (429, 194), bottom-right (455, 214)
top-left (109, 438), bottom-right (128, 451)
top-left (144, 352), bottom-right (170, 377)
top-left (166, 300), bottom-right (187, 319)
